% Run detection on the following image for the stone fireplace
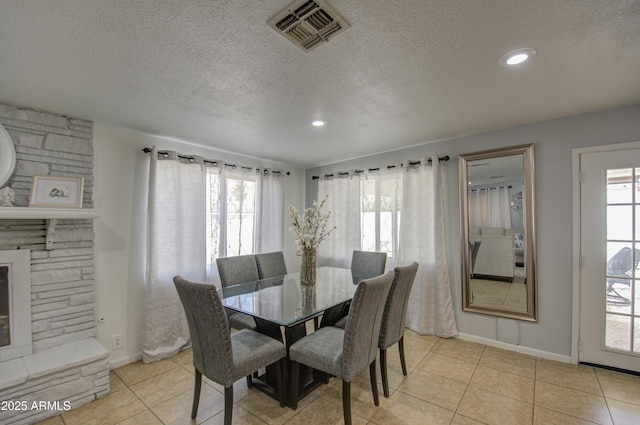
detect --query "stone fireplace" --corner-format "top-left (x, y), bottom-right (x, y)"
top-left (0, 104), bottom-right (109, 425)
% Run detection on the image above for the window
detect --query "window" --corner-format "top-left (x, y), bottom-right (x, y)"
top-left (206, 170), bottom-right (258, 266)
top-left (360, 174), bottom-right (400, 258)
top-left (226, 177), bottom-right (256, 256)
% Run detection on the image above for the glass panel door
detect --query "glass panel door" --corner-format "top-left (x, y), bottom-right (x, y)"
top-left (579, 148), bottom-right (640, 372)
top-left (605, 168), bottom-right (639, 353)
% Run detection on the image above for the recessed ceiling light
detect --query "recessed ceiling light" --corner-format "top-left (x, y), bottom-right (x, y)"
top-left (500, 48), bottom-right (536, 67)
top-left (312, 120), bottom-right (326, 127)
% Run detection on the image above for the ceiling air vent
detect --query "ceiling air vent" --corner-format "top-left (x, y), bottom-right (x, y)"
top-left (268, 0), bottom-right (351, 52)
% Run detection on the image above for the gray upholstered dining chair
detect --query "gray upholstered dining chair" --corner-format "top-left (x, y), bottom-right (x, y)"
top-left (255, 251), bottom-right (287, 279)
top-left (217, 254), bottom-right (261, 286)
top-left (216, 255), bottom-right (260, 331)
top-left (289, 271), bottom-right (394, 425)
top-left (173, 276), bottom-right (286, 425)
top-left (351, 250), bottom-right (387, 281)
top-left (378, 262), bottom-right (419, 397)
top-left (321, 250), bottom-right (388, 327)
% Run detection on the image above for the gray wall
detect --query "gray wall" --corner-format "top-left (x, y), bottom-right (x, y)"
top-left (305, 104), bottom-right (640, 357)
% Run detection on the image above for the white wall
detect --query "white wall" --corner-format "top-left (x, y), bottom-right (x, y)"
top-left (305, 104), bottom-right (640, 359)
top-left (93, 124), bottom-right (303, 367)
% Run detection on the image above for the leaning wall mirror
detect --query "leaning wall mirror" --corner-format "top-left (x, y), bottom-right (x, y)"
top-left (459, 144), bottom-right (537, 321)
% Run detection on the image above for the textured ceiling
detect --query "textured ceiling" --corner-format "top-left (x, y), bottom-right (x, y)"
top-left (0, 0), bottom-right (639, 167)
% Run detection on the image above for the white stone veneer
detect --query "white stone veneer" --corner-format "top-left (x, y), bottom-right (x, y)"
top-left (0, 104), bottom-right (109, 425)
top-left (0, 339), bottom-right (109, 425)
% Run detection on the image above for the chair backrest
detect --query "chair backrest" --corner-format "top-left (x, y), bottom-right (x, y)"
top-left (379, 262), bottom-right (419, 350)
top-left (341, 271), bottom-right (394, 380)
top-left (351, 250), bottom-right (387, 282)
top-left (216, 254), bottom-right (260, 287)
top-left (607, 247), bottom-right (640, 274)
top-left (255, 251), bottom-right (288, 279)
top-left (173, 276), bottom-right (234, 386)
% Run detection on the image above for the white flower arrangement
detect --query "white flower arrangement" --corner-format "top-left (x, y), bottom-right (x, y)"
top-left (288, 195), bottom-right (336, 251)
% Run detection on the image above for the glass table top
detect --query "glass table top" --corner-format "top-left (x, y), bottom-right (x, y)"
top-left (219, 267), bottom-right (360, 327)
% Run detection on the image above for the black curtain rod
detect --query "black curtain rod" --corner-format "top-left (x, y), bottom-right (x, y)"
top-left (311, 155), bottom-right (449, 180)
top-left (142, 147), bottom-right (291, 176)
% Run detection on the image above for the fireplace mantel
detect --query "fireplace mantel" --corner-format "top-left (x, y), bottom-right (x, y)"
top-left (0, 207), bottom-right (99, 250)
top-left (0, 207), bottom-right (99, 220)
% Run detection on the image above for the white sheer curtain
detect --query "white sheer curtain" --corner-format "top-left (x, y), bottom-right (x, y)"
top-left (143, 149), bottom-right (206, 363)
top-left (398, 159), bottom-right (457, 337)
top-left (317, 175), bottom-right (361, 268)
top-left (317, 159), bottom-right (458, 337)
top-left (255, 170), bottom-right (285, 254)
top-left (468, 186), bottom-right (512, 228)
top-left (143, 149), bottom-right (285, 362)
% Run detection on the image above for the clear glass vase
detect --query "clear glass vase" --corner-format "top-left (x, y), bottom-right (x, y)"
top-left (301, 284), bottom-right (316, 314)
top-left (300, 247), bottom-right (317, 286)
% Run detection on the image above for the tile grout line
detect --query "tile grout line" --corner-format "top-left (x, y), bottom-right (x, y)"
top-left (111, 358), bottom-right (182, 389)
top-left (594, 369), bottom-right (616, 425)
top-left (533, 360), bottom-right (611, 425)
top-left (115, 363), bottom-right (171, 425)
top-left (115, 355), bottom-right (197, 425)
top-left (453, 344), bottom-right (485, 420)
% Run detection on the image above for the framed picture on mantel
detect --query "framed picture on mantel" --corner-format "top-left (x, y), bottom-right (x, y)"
top-left (29, 175), bottom-right (84, 208)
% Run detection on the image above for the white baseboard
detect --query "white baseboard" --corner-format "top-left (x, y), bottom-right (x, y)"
top-left (457, 332), bottom-right (573, 364)
top-left (109, 352), bottom-right (142, 369)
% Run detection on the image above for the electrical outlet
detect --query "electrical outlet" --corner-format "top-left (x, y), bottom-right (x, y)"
top-left (112, 333), bottom-right (124, 350)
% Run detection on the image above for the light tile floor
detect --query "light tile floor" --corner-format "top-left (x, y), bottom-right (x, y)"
top-left (470, 279), bottom-right (527, 313)
top-left (35, 330), bottom-right (640, 425)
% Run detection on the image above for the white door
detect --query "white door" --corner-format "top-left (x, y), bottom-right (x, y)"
top-left (579, 148), bottom-right (640, 372)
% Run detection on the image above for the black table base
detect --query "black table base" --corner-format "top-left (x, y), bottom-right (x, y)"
top-left (249, 306), bottom-right (347, 408)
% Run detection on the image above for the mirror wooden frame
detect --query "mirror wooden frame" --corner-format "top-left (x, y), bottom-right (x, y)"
top-left (459, 144), bottom-right (538, 321)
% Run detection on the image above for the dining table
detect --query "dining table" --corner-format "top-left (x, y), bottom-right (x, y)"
top-left (218, 266), bottom-right (363, 407)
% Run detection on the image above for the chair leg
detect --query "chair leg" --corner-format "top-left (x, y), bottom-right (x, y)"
top-left (191, 370), bottom-right (202, 419)
top-left (290, 361), bottom-right (300, 410)
top-left (607, 282), bottom-right (631, 305)
top-left (342, 380), bottom-right (352, 425)
top-left (398, 336), bottom-right (408, 376)
top-left (246, 375), bottom-right (253, 387)
top-left (224, 386), bottom-right (233, 425)
top-left (369, 360), bottom-right (380, 406)
top-left (380, 348), bottom-right (390, 398)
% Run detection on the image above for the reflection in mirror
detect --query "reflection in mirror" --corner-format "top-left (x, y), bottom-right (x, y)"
top-left (459, 144), bottom-right (537, 321)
